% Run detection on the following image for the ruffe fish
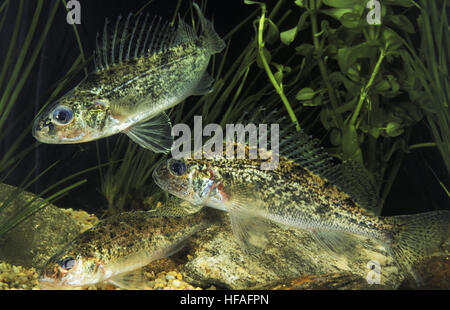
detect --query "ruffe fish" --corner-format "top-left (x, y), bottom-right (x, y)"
top-left (32, 3), bottom-right (225, 153)
top-left (39, 207), bottom-right (215, 289)
top-left (152, 110), bottom-right (450, 284)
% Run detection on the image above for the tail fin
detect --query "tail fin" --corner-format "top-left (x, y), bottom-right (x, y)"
top-left (385, 210), bottom-right (450, 285)
top-left (193, 3), bottom-right (225, 54)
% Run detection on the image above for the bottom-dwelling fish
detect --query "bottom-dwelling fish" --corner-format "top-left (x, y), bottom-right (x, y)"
top-left (39, 207), bottom-right (214, 289)
top-left (152, 111), bottom-right (450, 284)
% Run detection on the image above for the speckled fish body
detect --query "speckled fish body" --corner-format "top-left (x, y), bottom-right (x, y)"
top-left (32, 4), bottom-right (225, 153)
top-left (39, 209), bottom-right (213, 289)
top-left (154, 142), bottom-right (392, 243)
top-left (153, 122), bottom-right (450, 283)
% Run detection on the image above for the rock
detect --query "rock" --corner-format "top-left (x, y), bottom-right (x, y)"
top-left (0, 183), bottom-right (81, 270)
top-left (399, 255), bottom-right (450, 289)
top-left (266, 271), bottom-right (391, 290)
top-left (182, 213), bottom-right (403, 289)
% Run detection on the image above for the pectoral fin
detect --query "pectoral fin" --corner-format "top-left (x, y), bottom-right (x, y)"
top-left (225, 184), bottom-right (271, 254)
top-left (148, 196), bottom-right (205, 217)
top-left (125, 112), bottom-right (173, 153)
top-left (108, 269), bottom-right (149, 290)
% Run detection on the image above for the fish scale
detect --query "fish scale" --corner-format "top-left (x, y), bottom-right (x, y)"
top-left (33, 3), bottom-right (225, 153)
top-left (153, 118), bottom-right (450, 285)
top-left (39, 208), bottom-right (216, 289)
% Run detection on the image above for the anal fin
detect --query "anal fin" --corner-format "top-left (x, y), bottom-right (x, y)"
top-left (310, 230), bottom-right (360, 258)
top-left (125, 112), bottom-right (173, 153)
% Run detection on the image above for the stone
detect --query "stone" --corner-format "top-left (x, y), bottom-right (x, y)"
top-left (267, 271), bottom-right (391, 290)
top-left (182, 213), bottom-right (403, 289)
top-left (0, 183), bottom-right (81, 270)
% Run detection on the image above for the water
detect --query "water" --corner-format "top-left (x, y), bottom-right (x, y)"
top-left (0, 0), bottom-right (448, 290)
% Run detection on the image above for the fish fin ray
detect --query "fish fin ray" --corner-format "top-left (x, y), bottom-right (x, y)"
top-left (384, 211), bottom-right (450, 286)
top-left (108, 269), bottom-right (148, 290)
top-left (310, 231), bottom-right (360, 258)
top-left (229, 211), bottom-right (270, 255)
top-left (95, 9), bottom-right (201, 68)
top-left (125, 112), bottom-right (173, 153)
top-left (148, 196), bottom-right (205, 217)
top-left (192, 3), bottom-right (225, 54)
top-left (243, 108), bottom-right (380, 214)
top-left (192, 71), bottom-right (215, 96)
top-left (225, 184), bottom-right (270, 254)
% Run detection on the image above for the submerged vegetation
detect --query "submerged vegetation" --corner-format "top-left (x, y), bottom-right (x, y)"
top-left (102, 0), bottom-right (449, 216)
top-left (0, 0), bottom-right (448, 231)
top-left (0, 0), bottom-right (93, 238)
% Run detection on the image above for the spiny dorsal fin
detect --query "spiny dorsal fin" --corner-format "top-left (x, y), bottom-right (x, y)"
top-left (94, 11), bottom-right (198, 71)
top-left (242, 108), bottom-right (380, 214)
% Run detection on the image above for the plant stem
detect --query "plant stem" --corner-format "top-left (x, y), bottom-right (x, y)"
top-left (378, 147), bottom-right (404, 212)
top-left (309, 1), bottom-right (343, 128)
top-left (349, 48), bottom-right (385, 127)
top-left (256, 3), bottom-right (300, 131)
top-left (408, 142), bottom-right (437, 150)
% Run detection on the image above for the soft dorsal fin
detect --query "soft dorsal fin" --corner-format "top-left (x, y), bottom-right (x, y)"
top-left (241, 108), bottom-right (380, 214)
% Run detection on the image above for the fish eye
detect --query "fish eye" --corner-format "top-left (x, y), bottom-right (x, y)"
top-left (59, 257), bottom-right (75, 270)
top-left (52, 106), bottom-right (73, 125)
top-left (168, 159), bottom-right (187, 176)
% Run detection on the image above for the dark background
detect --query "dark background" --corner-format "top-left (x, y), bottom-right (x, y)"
top-left (0, 0), bottom-right (448, 217)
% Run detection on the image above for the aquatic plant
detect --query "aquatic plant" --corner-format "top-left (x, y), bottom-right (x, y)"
top-left (401, 0), bottom-right (450, 176)
top-left (0, 0), bottom-right (90, 237)
top-left (241, 0), bottom-right (450, 213)
top-left (98, 0), bottom-right (448, 216)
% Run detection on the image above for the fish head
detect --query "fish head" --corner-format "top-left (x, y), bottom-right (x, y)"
top-left (39, 250), bottom-right (104, 289)
top-left (153, 157), bottom-right (228, 209)
top-left (33, 87), bottom-right (116, 144)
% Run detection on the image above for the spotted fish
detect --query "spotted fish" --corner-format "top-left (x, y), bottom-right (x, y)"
top-left (32, 3), bottom-right (225, 153)
top-left (39, 207), bottom-right (215, 289)
top-left (152, 109), bottom-right (450, 284)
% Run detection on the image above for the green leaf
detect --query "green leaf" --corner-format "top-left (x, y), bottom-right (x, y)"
top-left (302, 96), bottom-right (323, 107)
top-left (386, 15), bottom-right (415, 33)
top-left (330, 128), bottom-right (342, 146)
top-left (320, 108), bottom-right (336, 130)
top-left (244, 0), bottom-right (265, 7)
top-left (295, 87), bottom-right (316, 101)
top-left (342, 124), bottom-right (363, 163)
top-left (295, 43), bottom-right (314, 56)
top-left (294, 0), bottom-right (304, 7)
top-left (273, 63), bottom-right (290, 85)
top-left (340, 12), bottom-right (362, 28)
top-left (337, 47), bottom-right (354, 74)
top-left (385, 122), bottom-right (404, 137)
top-left (382, 28), bottom-right (403, 51)
top-left (369, 127), bottom-right (382, 139)
top-left (280, 27), bottom-right (297, 45)
top-left (383, 0), bottom-right (415, 7)
top-left (322, 0), bottom-right (362, 7)
top-left (374, 79), bottom-right (391, 92)
top-left (265, 19), bottom-right (279, 44)
top-left (321, 8), bottom-right (353, 20)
